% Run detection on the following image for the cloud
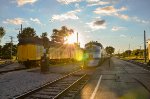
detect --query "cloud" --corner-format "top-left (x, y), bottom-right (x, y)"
top-left (75, 3), bottom-right (80, 8)
top-left (94, 6), bottom-right (116, 15)
top-left (16, 0), bottom-right (38, 6)
top-left (30, 18), bottom-right (41, 24)
top-left (57, 0), bottom-right (82, 4)
top-left (93, 20), bottom-right (105, 25)
top-left (112, 26), bottom-right (127, 31)
top-left (86, 0), bottom-right (99, 3)
top-left (84, 30), bottom-right (91, 33)
top-left (86, 35), bottom-right (90, 38)
top-left (51, 9), bottom-right (81, 21)
top-left (94, 6), bottom-right (126, 15)
top-left (118, 6), bottom-right (127, 11)
top-left (3, 18), bottom-right (26, 25)
top-left (131, 16), bottom-right (150, 24)
top-left (87, 0), bottom-right (120, 5)
top-left (87, 0), bottom-right (109, 6)
top-left (86, 20), bottom-right (106, 31)
top-left (94, 6), bottom-right (128, 20)
top-left (120, 34), bottom-right (127, 38)
top-left (114, 13), bottom-right (128, 20)
top-left (105, 0), bottom-right (120, 4)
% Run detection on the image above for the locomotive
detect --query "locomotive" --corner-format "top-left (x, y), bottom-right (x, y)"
top-left (84, 41), bottom-right (107, 67)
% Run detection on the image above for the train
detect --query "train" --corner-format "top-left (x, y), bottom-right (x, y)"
top-left (17, 37), bottom-right (106, 68)
top-left (83, 41), bottom-right (107, 67)
top-left (17, 37), bottom-right (83, 67)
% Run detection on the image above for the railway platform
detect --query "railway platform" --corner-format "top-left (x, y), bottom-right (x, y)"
top-left (76, 57), bottom-right (150, 99)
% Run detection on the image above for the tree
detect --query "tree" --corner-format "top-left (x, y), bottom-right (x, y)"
top-left (1, 43), bottom-right (17, 59)
top-left (105, 46), bottom-right (115, 55)
top-left (51, 26), bottom-right (74, 46)
top-left (40, 32), bottom-right (50, 48)
top-left (41, 32), bottom-right (48, 38)
top-left (12, 45), bottom-right (17, 56)
top-left (0, 27), bottom-right (5, 43)
top-left (125, 50), bottom-right (132, 57)
top-left (132, 49), bottom-right (141, 58)
top-left (0, 45), bottom-right (2, 58)
top-left (17, 27), bottom-right (36, 40)
top-left (1, 43), bottom-right (11, 59)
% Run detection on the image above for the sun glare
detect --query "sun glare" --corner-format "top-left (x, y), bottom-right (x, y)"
top-left (66, 33), bottom-right (77, 44)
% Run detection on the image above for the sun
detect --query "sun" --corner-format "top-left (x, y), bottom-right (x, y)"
top-left (65, 33), bottom-right (77, 44)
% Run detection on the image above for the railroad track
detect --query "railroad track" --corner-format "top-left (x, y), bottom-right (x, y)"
top-left (0, 61), bottom-right (14, 69)
top-left (13, 70), bottom-right (89, 99)
top-left (0, 67), bottom-right (27, 74)
top-left (0, 62), bottom-right (28, 74)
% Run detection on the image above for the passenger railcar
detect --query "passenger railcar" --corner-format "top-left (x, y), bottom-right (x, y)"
top-left (84, 41), bottom-right (106, 67)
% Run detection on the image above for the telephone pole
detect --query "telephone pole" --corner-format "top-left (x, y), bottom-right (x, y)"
top-left (21, 24), bottom-right (22, 34)
top-left (9, 36), bottom-right (13, 59)
top-left (128, 43), bottom-right (130, 56)
top-left (144, 30), bottom-right (147, 63)
top-left (77, 32), bottom-right (78, 44)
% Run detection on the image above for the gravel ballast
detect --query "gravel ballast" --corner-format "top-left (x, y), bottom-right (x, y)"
top-left (0, 63), bottom-right (81, 99)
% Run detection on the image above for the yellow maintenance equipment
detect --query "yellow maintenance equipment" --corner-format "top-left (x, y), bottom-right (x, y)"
top-left (17, 37), bottom-right (44, 65)
top-left (17, 44), bottom-right (44, 62)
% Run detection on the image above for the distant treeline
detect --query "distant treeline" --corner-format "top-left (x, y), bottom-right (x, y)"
top-left (0, 43), bottom-right (17, 59)
top-left (117, 49), bottom-right (148, 58)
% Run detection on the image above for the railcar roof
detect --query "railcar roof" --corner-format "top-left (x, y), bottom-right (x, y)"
top-left (85, 41), bottom-right (103, 48)
top-left (18, 37), bottom-right (43, 45)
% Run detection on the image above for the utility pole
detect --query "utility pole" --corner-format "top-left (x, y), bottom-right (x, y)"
top-left (77, 32), bottom-right (78, 44)
top-left (128, 43), bottom-right (130, 57)
top-left (9, 36), bottom-right (13, 59)
top-left (21, 24), bottom-right (22, 34)
top-left (144, 30), bottom-right (147, 63)
top-left (140, 46), bottom-right (141, 58)
top-left (76, 32), bottom-right (80, 47)
top-left (15, 24), bottom-right (22, 37)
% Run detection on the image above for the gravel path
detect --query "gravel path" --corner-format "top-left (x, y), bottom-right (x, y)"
top-left (0, 63), bottom-right (81, 99)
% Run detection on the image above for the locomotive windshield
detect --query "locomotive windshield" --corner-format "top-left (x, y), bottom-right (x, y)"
top-left (86, 45), bottom-right (101, 53)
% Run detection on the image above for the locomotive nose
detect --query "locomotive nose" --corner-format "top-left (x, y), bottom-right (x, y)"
top-left (89, 54), bottom-right (93, 59)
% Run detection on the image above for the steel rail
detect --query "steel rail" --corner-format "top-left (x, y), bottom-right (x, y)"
top-left (0, 68), bottom-right (26, 74)
top-left (53, 74), bottom-right (87, 99)
top-left (13, 69), bottom-right (82, 99)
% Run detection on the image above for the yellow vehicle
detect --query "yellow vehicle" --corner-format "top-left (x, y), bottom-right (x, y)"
top-left (148, 40), bottom-right (150, 65)
top-left (49, 44), bottom-right (83, 62)
top-left (17, 38), bottom-right (44, 67)
top-left (17, 38), bottom-right (83, 67)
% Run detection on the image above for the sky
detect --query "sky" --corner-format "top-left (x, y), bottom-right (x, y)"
top-left (0, 0), bottom-right (150, 53)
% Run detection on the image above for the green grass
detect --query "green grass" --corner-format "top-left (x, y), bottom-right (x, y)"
top-left (134, 59), bottom-right (149, 63)
top-left (121, 56), bottom-right (149, 63)
top-left (0, 60), bottom-right (6, 64)
top-left (0, 61), bottom-right (4, 64)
